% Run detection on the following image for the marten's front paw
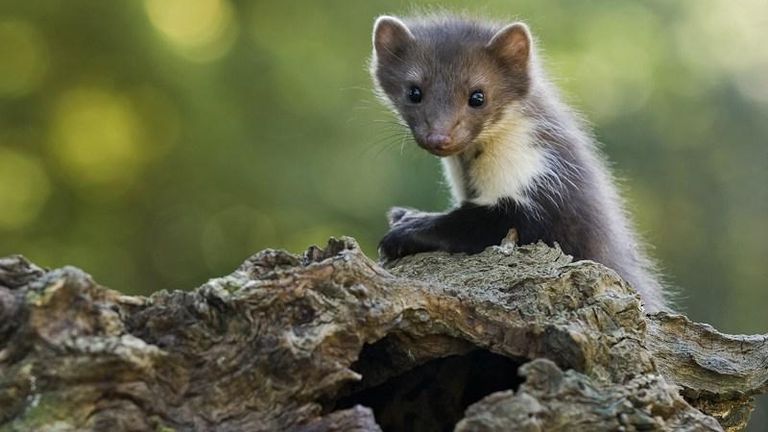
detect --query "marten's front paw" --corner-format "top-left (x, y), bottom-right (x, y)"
top-left (378, 219), bottom-right (434, 261)
top-left (386, 206), bottom-right (439, 228)
top-left (387, 206), bottom-right (419, 227)
top-left (378, 228), bottom-right (415, 261)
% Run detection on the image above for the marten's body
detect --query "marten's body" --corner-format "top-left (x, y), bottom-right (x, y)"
top-left (371, 14), bottom-right (667, 311)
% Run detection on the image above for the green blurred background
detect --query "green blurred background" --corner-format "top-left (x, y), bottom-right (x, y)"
top-left (1, 0), bottom-right (766, 427)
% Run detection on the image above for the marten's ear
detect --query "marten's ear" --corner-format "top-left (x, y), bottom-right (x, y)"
top-left (372, 16), bottom-right (414, 63)
top-left (487, 22), bottom-right (532, 70)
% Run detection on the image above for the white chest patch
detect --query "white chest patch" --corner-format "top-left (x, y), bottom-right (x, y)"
top-left (442, 106), bottom-right (551, 207)
top-left (440, 156), bottom-right (467, 204)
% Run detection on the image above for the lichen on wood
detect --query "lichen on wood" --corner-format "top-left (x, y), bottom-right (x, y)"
top-left (1, 238), bottom-right (766, 431)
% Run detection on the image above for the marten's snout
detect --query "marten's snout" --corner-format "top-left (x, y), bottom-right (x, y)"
top-left (425, 133), bottom-right (452, 149)
top-left (418, 118), bottom-right (464, 156)
top-left (420, 131), bottom-right (459, 157)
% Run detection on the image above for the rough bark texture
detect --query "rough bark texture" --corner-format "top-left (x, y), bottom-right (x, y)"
top-left (0, 237), bottom-right (766, 431)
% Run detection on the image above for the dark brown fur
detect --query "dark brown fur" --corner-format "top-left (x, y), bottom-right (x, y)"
top-left (371, 14), bottom-right (668, 312)
top-left (373, 17), bottom-right (529, 156)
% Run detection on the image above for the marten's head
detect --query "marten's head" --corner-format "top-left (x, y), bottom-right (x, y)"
top-left (371, 15), bottom-right (533, 157)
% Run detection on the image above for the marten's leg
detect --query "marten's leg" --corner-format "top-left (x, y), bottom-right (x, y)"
top-left (378, 202), bottom-right (518, 261)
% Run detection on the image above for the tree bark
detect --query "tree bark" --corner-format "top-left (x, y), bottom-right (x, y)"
top-left (0, 238), bottom-right (766, 431)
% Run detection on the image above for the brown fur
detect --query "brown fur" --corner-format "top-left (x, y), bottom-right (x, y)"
top-left (371, 14), bottom-right (669, 312)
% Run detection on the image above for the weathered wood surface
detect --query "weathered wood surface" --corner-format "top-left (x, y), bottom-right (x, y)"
top-left (0, 237), bottom-right (766, 431)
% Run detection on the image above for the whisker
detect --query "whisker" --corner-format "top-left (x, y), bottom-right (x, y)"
top-left (356, 131), bottom-right (413, 159)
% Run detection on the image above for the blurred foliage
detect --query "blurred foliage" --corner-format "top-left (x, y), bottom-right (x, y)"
top-left (0, 1), bottom-right (766, 421)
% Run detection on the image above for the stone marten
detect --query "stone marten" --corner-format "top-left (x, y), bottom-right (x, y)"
top-left (370, 14), bottom-right (668, 312)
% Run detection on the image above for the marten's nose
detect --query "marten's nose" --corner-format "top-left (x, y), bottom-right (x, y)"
top-left (425, 133), bottom-right (452, 149)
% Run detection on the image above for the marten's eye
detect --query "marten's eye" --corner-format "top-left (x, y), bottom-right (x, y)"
top-left (407, 86), bottom-right (422, 103)
top-left (468, 90), bottom-right (485, 108)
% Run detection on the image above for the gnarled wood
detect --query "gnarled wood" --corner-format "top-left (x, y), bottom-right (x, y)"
top-left (0, 238), bottom-right (766, 431)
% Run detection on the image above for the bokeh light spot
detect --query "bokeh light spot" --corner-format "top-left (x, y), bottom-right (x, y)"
top-left (49, 87), bottom-right (147, 188)
top-left (144, 0), bottom-right (238, 62)
top-left (0, 19), bottom-right (49, 97)
top-left (0, 148), bottom-right (51, 229)
top-left (556, 4), bottom-right (660, 121)
top-left (675, 0), bottom-right (768, 103)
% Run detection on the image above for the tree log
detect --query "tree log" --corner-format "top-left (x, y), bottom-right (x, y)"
top-left (0, 238), bottom-right (766, 431)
